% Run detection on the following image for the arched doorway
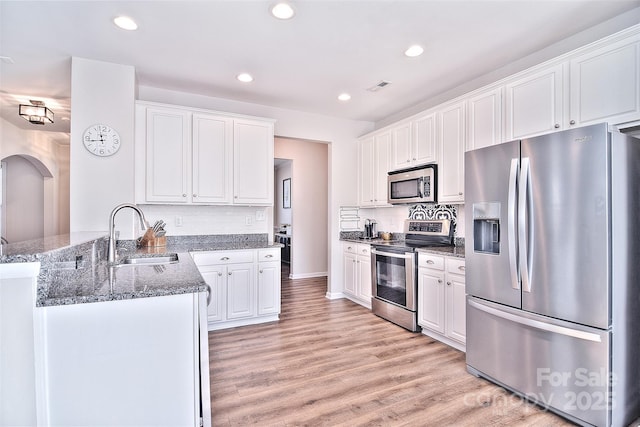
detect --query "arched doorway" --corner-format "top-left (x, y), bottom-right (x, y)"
top-left (1, 154), bottom-right (53, 243)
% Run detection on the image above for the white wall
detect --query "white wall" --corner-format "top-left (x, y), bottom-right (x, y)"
top-left (275, 137), bottom-right (328, 278)
top-left (0, 117), bottom-right (68, 239)
top-left (137, 85), bottom-right (374, 297)
top-left (70, 58), bottom-right (137, 237)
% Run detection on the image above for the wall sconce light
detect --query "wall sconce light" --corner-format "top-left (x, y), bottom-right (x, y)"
top-left (18, 100), bottom-right (54, 125)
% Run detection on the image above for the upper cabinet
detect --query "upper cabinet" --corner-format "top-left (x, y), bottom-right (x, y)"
top-left (437, 100), bottom-right (466, 204)
top-left (136, 102), bottom-right (275, 206)
top-left (390, 115), bottom-right (437, 171)
top-left (504, 64), bottom-right (564, 141)
top-left (569, 35), bottom-right (640, 127)
top-left (358, 131), bottom-right (391, 207)
top-left (467, 87), bottom-right (503, 150)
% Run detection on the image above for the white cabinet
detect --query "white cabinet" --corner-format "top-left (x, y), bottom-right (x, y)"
top-left (192, 248), bottom-right (280, 330)
top-left (342, 242), bottom-right (372, 308)
top-left (569, 36), bottom-right (640, 127)
top-left (358, 132), bottom-right (390, 207)
top-left (390, 114), bottom-right (436, 171)
top-left (418, 253), bottom-right (466, 351)
top-left (505, 64), bottom-right (564, 140)
top-left (136, 102), bottom-right (274, 206)
top-left (437, 100), bottom-right (466, 203)
top-left (233, 119), bottom-right (275, 204)
top-left (467, 87), bottom-right (503, 150)
top-left (33, 293), bottom-right (211, 427)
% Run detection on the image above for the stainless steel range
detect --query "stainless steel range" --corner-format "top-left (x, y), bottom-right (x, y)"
top-left (371, 219), bottom-right (454, 332)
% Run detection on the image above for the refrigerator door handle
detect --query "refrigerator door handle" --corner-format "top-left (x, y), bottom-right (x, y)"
top-left (508, 158), bottom-right (520, 290)
top-left (468, 299), bottom-right (602, 343)
top-left (519, 157), bottom-right (533, 293)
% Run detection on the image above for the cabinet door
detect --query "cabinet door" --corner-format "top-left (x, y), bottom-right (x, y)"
top-left (446, 273), bottom-right (466, 344)
top-left (145, 107), bottom-right (190, 203)
top-left (199, 265), bottom-right (225, 323)
top-left (373, 132), bottom-right (391, 205)
top-left (343, 252), bottom-right (357, 297)
top-left (468, 87), bottom-right (503, 150)
top-left (418, 268), bottom-right (445, 334)
top-left (192, 114), bottom-right (233, 204)
top-left (438, 101), bottom-right (466, 203)
top-left (258, 261), bottom-right (281, 316)
top-left (358, 136), bottom-right (375, 206)
top-left (570, 37), bottom-right (640, 127)
top-left (505, 64), bottom-right (564, 140)
top-left (233, 119), bottom-right (274, 205)
top-left (413, 113), bottom-right (437, 165)
top-left (357, 255), bottom-right (372, 302)
top-left (226, 263), bottom-right (256, 320)
top-left (390, 123), bottom-right (412, 170)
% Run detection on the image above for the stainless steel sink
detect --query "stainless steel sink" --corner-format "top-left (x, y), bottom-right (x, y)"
top-left (120, 253), bottom-right (179, 266)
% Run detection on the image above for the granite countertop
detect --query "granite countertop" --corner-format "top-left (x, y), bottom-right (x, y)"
top-left (0, 232), bottom-right (107, 264)
top-left (27, 233), bottom-right (278, 307)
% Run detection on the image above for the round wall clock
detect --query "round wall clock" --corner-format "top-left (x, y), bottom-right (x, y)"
top-left (83, 124), bottom-right (121, 157)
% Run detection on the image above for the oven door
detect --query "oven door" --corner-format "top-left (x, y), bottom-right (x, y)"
top-left (371, 248), bottom-right (416, 310)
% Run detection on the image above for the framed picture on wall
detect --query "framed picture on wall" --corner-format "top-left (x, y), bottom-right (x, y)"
top-left (283, 178), bottom-right (291, 209)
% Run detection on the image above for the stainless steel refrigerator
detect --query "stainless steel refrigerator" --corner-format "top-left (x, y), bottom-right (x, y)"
top-left (465, 123), bottom-right (640, 427)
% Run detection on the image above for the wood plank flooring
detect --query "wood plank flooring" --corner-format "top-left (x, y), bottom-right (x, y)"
top-left (208, 266), bottom-right (572, 426)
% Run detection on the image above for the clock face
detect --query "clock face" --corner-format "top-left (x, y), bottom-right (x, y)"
top-left (83, 124), bottom-right (121, 157)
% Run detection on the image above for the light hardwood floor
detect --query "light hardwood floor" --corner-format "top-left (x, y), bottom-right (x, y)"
top-left (208, 266), bottom-right (572, 426)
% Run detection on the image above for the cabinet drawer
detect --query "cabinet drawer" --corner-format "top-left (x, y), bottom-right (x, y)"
top-left (446, 257), bottom-right (466, 275)
top-left (356, 244), bottom-right (371, 257)
top-left (343, 242), bottom-right (358, 254)
top-left (191, 250), bottom-right (254, 266)
top-left (418, 253), bottom-right (445, 270)
top-left (258, 248), bottom-right (281, 262)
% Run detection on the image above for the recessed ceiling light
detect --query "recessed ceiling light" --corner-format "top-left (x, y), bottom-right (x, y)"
top-left (114, 16), bottom-right (138, 31)
top-left (338, 93), bottom-right (351, 102)
top-left (404, 45), bottom-right (424, 57)
top-left (271, 2), bottom-right (295, 20)
top-left (237, 73), bottom-right (254, 83)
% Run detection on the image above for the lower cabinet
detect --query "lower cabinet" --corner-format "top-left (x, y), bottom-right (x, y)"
top-left (342, 242), bottom-right (372, 308)
top-left (418, 252), bottom-right (466, 351)
top-left (32, 293), bottom-right (211, 427)
top-left (192, 248), bottom-right (281, 330)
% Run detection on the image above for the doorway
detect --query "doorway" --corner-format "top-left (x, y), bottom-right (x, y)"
top-left (274, 137), bottom-right (329, 280)
top-left (0, 155), bottom-right (51, 243)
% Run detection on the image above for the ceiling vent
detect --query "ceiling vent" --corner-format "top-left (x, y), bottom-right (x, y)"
top-left (367, 80), bottom-right (392, 92)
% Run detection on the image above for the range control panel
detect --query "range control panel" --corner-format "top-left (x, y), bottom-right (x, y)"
top-left (405, 219), bottom-right (451, 237)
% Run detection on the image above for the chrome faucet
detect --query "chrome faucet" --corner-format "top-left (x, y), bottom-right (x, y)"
top-left (108, 203), bottom-right (150, 263)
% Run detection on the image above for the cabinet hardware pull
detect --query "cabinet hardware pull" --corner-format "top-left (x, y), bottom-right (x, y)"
top-left (438, 279), bottom-right (443, 283)
top-left (193, 194), bottom-right (197, 197)
top-left (426, 260), bottom-right (435, 264)
top-left (447, 281), bottom-right (451, 286)
top-left (413, 158), bottom-right (416, 161)
top-left (265, 254), bottom-right (273, 258)
top-left (554, 124), bottom-right (560, 129)
top-left (458, 266), bottom-right (465, 271)
top-left (221, 257), bottom-right (230, 261)
top-left (182, 193), bottom-right (187, 197)
top-left (218, 272), bottom-right (222, 277)
top-left (260, 269), bottom-right (263, 273)
top-left (570, 120), bottom-right (576, 125)
top-left (458, 192), bottom-right (463, 195)
top-left (228, 272), bottom-right (232, 276)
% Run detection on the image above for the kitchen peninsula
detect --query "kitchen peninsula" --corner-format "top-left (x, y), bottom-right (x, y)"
top-left (0, 232), bottom-right (280, 427)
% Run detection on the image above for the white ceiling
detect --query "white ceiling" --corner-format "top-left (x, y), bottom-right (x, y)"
top-left (1, 0), bottom-right (639, 139)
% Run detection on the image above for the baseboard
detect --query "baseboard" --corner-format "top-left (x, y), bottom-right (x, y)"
top-left (289, 271), bottom-right (328, 279)
top-left (325, 291), bottom-right (344, 300)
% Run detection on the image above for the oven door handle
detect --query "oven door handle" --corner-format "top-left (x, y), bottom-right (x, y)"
top-left (371, 249), bottom-right (413, 259)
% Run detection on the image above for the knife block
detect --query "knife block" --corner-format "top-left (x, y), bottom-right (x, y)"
top-left (138, 228), bottom-right (167, 248)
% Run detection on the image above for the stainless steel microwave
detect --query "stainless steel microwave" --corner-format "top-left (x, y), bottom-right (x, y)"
top-left (387, 164), bottom-right (437, 204)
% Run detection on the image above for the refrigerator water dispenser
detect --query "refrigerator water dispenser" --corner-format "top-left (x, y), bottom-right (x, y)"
top-left (473, 202), bottom-right (500, 254)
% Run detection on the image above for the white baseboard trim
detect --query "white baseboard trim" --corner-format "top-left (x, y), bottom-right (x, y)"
top-left (325, 291), bottom-right (344, 300)
top-left (289, 271), bottom-right (328, 279)
top-left (420, 328), bottom-right (466, 353)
